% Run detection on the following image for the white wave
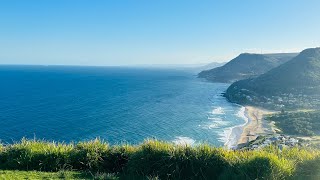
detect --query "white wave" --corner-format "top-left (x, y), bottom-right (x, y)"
top-left (218, 128), bottom-right (232, 144)
top-left (208, 124), bottom-right (218, 129)
top-left (201, 124), bottom-right (217, 130)
top-left (236, 107), bottom-right (249, 123)
top-left (172, 136), bottom-right (195, 146)
top-left (211, 107), bottom-right (225, 115)
top-left (219, 107), bottom-right (249, 149)
top-left (207, 117), bottom-right (223, 121)
top-left (205, 122), bottom-right (229, 129)
top-left (204, 117), bottom-right (229, 129)
top-left (220, 127), bottom-right (239, 149)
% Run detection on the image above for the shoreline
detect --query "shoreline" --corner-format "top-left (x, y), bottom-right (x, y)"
top-left (224, 107), bottom-right (248, 149)
top-left (226, 106), bottom-right (276, 149)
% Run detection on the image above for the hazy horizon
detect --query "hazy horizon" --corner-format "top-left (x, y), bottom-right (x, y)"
top-left (0, 51), bottom-right (301, 67)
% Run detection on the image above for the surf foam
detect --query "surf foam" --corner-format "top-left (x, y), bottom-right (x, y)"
top-left (222, 107), bottom-right (249, 149)
top-left (211, 107), bottom-right (225, 115)
top-left (172, 136), bottom-right (195, 146)
top-left (205, 117), bottom-right (229, 129)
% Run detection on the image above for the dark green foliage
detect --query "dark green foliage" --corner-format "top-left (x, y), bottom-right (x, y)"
top-left (222, 156), bottom-right (279, 179)
top-left (127, 141), bottom-right (228, 179)
top-left (267, 111), bottom-right (320, 136)
top-left (0, 139), bottom-right (320, 179)
top-left (237, 156), bottom-right (280, 179)
top-left (198, 53), bottom-right (296, 83)
top-left (71, 139), bottom-right (109, 171)
top-left (293, 157), bottom-right (320, 180)
top-left (103, 145), bottom-right (136, 173)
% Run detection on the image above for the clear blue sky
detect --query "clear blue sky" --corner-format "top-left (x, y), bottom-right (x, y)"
top-left (0, 0), bottom-right (319, 66)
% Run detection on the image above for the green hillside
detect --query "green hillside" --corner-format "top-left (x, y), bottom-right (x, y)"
top-left (225, 48), bottom-right (320, 110)
top-left (198, 53), bottom-right (297, 83)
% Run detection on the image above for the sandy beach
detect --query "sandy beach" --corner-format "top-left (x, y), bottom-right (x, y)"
top-left (236, 106), bottom-right (275, 148)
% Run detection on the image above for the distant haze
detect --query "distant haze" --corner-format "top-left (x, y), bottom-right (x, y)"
top-left (0, 0), bottom-right (319, 66)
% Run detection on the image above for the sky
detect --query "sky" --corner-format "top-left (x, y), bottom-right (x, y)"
top-left (0, 0), bottom-right (319, 66)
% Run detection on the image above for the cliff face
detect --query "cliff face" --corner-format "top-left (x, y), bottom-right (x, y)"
top-left (198, 53), bottom-right (297, 83)
top-left (225, 48), bottom-right (320, 110)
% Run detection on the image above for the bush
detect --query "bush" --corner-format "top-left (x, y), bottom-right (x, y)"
top-left (103, 145), bottom-right (137, 173)
top-left (127, 141), bottom-right (228, 179)
top-left (0, 139), bottom-right (319, 179)
top-left (71, 139), bottom-right (109, 171)
top-left (0, 139), bottom-right (73, 171)
top-left (293, 157), bottom-right (320, 179)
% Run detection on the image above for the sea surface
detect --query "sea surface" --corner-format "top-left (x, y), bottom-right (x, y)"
top-left (0, 65), bottom-right (246, 147)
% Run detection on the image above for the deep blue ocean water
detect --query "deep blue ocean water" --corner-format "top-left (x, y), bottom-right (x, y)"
top-left (0, 65), bottom-right (245, 147)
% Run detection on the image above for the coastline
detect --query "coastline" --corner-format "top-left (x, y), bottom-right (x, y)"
top-left (224, 107), bottom-right (248, 149)
top-left (238, 106), bottom-right (276, 148)
top-left (227, 106), bottom-right (276, 149)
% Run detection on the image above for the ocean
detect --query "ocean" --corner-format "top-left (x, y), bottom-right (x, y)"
top-left (0, 65), bottom-right (246, 147)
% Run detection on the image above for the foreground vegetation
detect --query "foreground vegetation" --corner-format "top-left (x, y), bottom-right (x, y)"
top-left (0, 170), bottom-right (92, 179)
top-left (0, 139), bottom-right (320, 179)
top-left (267, 111), bottom-right (320, 136)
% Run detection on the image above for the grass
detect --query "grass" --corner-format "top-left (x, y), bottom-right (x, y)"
top-left (0, 170), bottom-right (127, 179)
top-left (0, 139), bottom-right (320, 179)
top-left (0, 170), bottom-right (90, 179)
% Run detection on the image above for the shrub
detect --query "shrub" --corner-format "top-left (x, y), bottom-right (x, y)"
top-left (293, 157), bottom-right (320, 179)
top-left (127, 140), bottom-right (174, 178)
top-left (0, 138), bottom-right (318, 179)
top-left (0, 139), bottom-right (73, 171)
top-left (103, 145), bottom-right (137, 173)
top-left (238, 155), bottom-right (292, 179)
top-left (71, 139), bottom-right (109, 171)
top-left (128, 141), bottom-right (229, 179)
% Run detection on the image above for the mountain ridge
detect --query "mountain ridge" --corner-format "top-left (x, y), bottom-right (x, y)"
top-left (198, 53), bottom-right (298, 83)
top-left (225, 47), bottom-right (320, 110)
